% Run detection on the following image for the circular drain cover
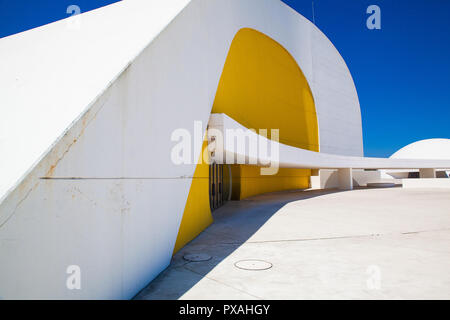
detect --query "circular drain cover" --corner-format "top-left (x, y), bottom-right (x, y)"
top-left (234, 259), bottom-right (273, 271)
top-left (183, 253), bottom-right (212, 262)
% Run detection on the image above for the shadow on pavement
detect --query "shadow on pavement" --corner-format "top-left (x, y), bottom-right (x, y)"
top-left (133, 188), bottom-right (360, 299)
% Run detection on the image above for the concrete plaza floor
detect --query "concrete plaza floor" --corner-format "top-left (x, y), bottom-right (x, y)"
top-left (135, 187), bottom-right (450, 300)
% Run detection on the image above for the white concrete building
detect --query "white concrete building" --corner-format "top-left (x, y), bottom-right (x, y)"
top-left (385, 139), bottom-right (450, 179)
top-left (0, 0), bottom-right (449, 299)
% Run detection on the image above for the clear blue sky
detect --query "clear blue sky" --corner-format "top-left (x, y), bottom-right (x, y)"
top-left (1, 0), bottom-right (449, 157)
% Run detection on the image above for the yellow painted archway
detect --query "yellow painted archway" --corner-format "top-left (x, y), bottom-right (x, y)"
top-left (213, 28), bottom-right (318, 151)
top-left (174, 28), bottom-right (319, 253)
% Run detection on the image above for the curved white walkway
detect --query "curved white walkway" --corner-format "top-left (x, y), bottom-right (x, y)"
top-left (209, 113), bottom-right (450, 170)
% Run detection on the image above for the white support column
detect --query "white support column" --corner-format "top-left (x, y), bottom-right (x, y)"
top-left (419, 168), bottom-right (436, 178)
top-left (338, 168), bottom-right (353, 190)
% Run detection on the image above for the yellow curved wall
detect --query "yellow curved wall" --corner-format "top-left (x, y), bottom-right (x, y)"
top-left (213, 28), bottom-right (319, 199)
top-left (212, 28), bottom-right (319, 151)
top-left (174, 28), bottom-right (319, 254)
top-left (173, 142), bottom-right (212, 253)
top-left (237, 166), bottom-right (311, 200)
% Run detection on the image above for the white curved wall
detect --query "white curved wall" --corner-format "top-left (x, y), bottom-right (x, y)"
top-left (0, 0), bottom-right (363, 299)
top-left (309, 23), bottom-right (363, 156)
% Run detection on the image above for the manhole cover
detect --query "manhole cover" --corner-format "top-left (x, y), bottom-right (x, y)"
top-left (234, 259), bottom-right (273, 271)
top-left (183, 253), bottom-right (212, 262)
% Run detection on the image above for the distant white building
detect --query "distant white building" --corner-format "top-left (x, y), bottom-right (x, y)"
top-left (385, 139), bottom-right (450, 179)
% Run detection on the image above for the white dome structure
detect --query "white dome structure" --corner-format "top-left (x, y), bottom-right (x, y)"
top-left (390, 139), bottom-right (450, 160)
top-left (384, 139), bottom-right (450, 179)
